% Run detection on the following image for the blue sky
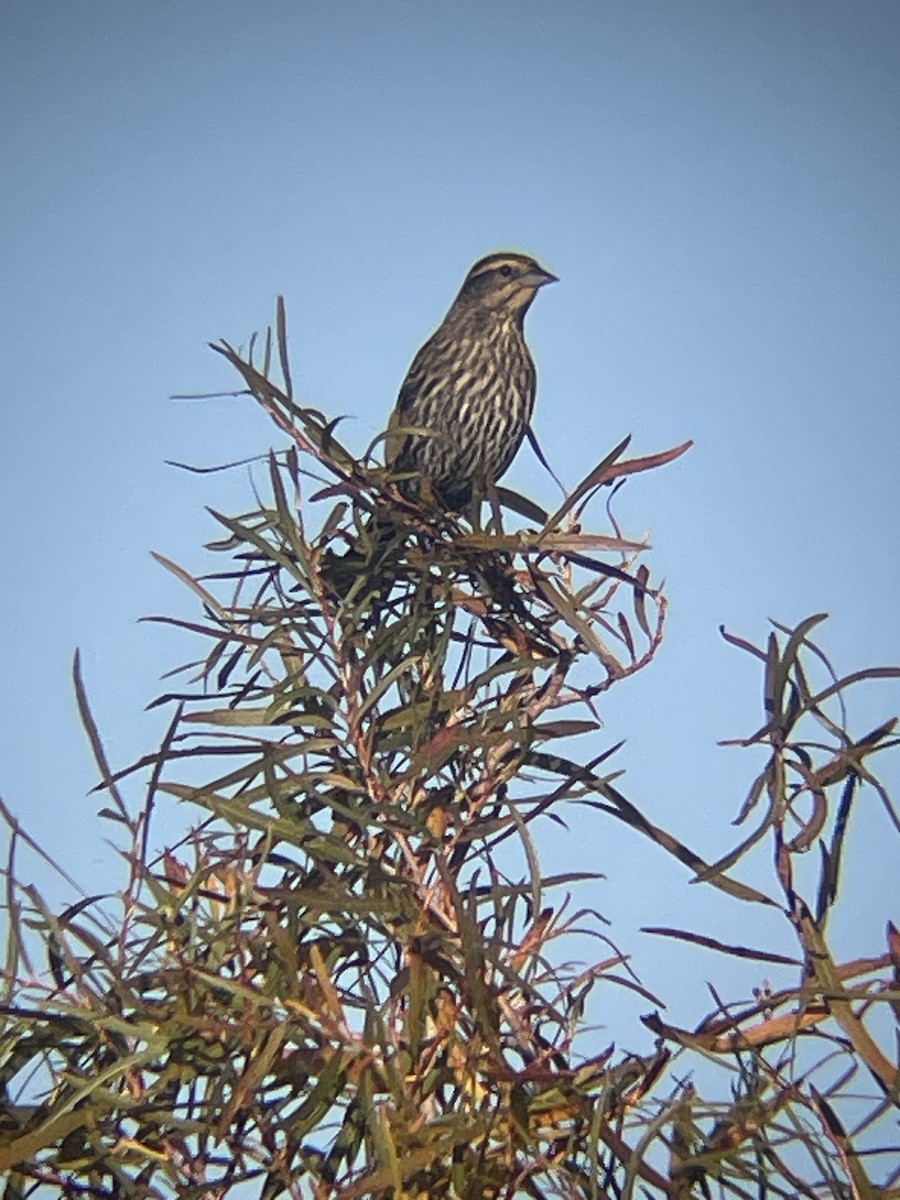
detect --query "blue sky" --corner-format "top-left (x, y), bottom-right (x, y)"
top-left (2, 1), bottom-right (898, 1031)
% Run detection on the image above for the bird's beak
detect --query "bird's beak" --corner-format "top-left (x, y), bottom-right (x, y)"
top-left (521, 266), bottom-right (559, 289)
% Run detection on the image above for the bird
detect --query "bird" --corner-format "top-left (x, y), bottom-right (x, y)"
top-left (385, 251), bottom-right (557, 512)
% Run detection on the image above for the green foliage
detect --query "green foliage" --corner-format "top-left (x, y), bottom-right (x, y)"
top-left (1, 304), bottom-right (898, 1198)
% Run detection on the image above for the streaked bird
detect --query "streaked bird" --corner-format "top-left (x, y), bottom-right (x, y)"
top-left (386, 251), bottom-right (557, 511)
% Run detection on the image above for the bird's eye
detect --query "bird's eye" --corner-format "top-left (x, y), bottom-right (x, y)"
top-left (499, 265), bottom-right (513, 278)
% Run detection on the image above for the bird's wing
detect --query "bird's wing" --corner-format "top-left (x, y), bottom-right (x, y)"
top-left (385, 333), bottom-right (444, 466)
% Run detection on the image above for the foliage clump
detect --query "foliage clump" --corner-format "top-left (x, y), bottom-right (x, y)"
top-left (1, 304), bottom-right (898, 1198)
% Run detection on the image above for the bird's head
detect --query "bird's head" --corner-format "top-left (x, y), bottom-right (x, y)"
top-left (453, 252), bottom-right (558, 321)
